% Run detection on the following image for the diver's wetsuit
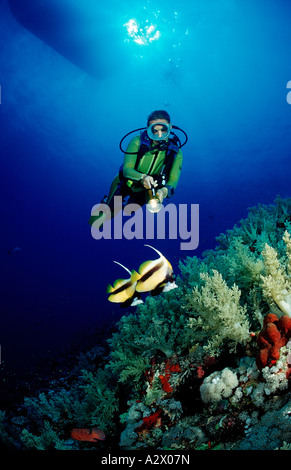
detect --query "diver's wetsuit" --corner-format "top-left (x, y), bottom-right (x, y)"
top-left (89, 134), bottom-right (183, 225)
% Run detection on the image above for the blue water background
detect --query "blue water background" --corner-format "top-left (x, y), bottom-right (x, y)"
top-left (1, 0), bottom-right (291, 375)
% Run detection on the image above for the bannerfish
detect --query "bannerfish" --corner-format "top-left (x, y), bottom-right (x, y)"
top-left (107, 261), bottom-right (143, 307)
top-left (136, 245), bottom-right (178, 295)
top-left (71, 427), bottom-right (106, 442)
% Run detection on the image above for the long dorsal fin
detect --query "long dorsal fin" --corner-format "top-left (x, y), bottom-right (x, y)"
top-left (144, 244), bottom-right (164, 258)
top-left (113, 260), bottom-right (131, 276)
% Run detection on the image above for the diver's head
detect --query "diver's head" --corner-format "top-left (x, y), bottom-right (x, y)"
top-left (147, 110), bottom-right (172, 142)
top-left (147, 110), bottom-right (171, 126)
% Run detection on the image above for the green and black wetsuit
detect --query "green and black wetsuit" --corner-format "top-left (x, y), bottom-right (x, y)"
top-left (89, 134), bottom-right (183, 225)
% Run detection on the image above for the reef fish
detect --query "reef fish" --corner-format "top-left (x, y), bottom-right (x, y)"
top-left (107, 261), bottom-right (143, 307)
top-left (136, 245), bottom-right (178, 294)
top-left (71, 427), bottom-right (106, 442)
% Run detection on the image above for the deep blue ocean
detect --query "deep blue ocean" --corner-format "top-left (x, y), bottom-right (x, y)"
top-left (1, 0), bottom-right (291, 379)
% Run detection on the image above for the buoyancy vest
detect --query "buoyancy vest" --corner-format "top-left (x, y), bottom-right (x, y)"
top-left (119, 130), bottom-right (180, 188)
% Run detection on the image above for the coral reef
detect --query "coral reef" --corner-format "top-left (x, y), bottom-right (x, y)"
top-left (200, 367), bottom-right (239, 404)
top-left (256, 313), bottom-right (291, 369)
top-left (1, 196), bottom-right (291, 451)
top-left (185, 270), bottom-right (251, 356)
top-left (261, 231), bottom-right (291, 317)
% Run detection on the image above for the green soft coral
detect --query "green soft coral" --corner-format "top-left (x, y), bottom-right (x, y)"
top-left (80, 368), bottom-right (119, 430)
top-left (186, 270), bottom-right (250, 356)
top-left (261, 231), bottom-right (291, 317)
top-left (21, 421), bottom-right (71, 450)
top-left (4, 196), bottom-right (291, 451)
top-left (18, 366), bottom-right (119, 449)
top-left (107, 293), bottom-right (191, 385)
top-left (215, 195), bottom-right (291, 254)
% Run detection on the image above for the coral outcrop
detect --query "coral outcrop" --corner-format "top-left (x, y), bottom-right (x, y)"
top-left (200, 367), bottom-right (239, 404)
top-left (186, 269), bottom-right (251, 356)
top-left (256, 313), bottom-right (291, 369)
top-left (1, 196), bottom-right (291, 451)
top-left (261, 231), bottom-right (291, 317)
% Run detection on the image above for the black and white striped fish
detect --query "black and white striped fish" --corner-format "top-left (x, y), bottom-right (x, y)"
top-left (107, 261), bottom-right (143, 307)
top-left (136, 245), bottom-right (178, 295)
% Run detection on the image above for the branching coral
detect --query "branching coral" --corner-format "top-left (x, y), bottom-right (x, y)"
top-left (79, 368), bottom-right (119, 431)
top-left (233, 396), bottom-right (291, 450)
top-left (186, 270), bottom-right (250, 356)
top-left (2, 196), bottom-right (291, 451)
top-left (21, 421), bottom-right (73, 450)
top-left (215, 196), bottom-right (291, 253)
top-left (107, 294), bottom-right (191, 385)
top-left (7, 363), bottom-right (120, 450)
top-left (261, 231), bottom-right (291, 317)
top-left (219, 237), bottom-right (265, 292)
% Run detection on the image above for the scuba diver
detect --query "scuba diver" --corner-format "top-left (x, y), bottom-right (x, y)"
top-left (89, 110), bottom-right (187, 227)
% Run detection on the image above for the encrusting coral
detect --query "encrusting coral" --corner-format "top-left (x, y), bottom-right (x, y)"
top-left (1, 196), bottom-right (291, 451)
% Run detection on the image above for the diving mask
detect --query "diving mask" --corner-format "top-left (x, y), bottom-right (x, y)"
top-left (147, 122), bottom-right (171, 141)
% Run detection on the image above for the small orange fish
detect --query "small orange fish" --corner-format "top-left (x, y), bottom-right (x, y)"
top-left (71, 428), bottom-right (106, 442)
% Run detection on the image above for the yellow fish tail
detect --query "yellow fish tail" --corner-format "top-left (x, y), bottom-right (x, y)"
top-left (106, 284), bottom-right (114, 294)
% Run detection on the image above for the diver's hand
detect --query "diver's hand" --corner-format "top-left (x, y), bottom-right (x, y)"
top-left (142, 175), bottom-right (158, 189)
top-left (156, 187), bottom-right (168, 203)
